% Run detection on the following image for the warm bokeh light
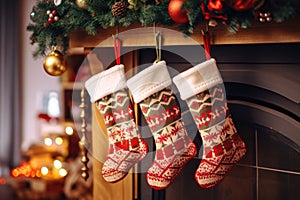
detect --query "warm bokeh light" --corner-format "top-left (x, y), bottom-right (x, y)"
top-left (36, 170), bottom-right (42, 177)
top-left (44, 137), bottom-right (53, 146)
top-left (53, 160), bottom-right (62, 169)
top-left (12, 168), bottom-right (19, 177)
top-left (11, 162), bottom-right (41, 178)
top-left (0, 178), bottom-right (6, 185)
top-left (65, 126), bottom-right (74, 135)
top-left (55, 137), bottom-right (63, 145)
top-left (41, 166), bottom-right (49, 176)
top-left (59, 168), bottom-right (67, 177)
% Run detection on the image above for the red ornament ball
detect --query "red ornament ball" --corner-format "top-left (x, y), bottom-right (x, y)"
top-left (168, 0), bottom-right (189, 24)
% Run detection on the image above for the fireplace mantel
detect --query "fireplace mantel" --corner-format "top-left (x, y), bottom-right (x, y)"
top-left (67, 16), bottom-right (300, 200)
top-left (69, 15), bottom-right (300, 52)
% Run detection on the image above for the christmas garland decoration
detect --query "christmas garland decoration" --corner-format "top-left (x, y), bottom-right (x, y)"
top-left (27, 0), bottom-right (299, 58)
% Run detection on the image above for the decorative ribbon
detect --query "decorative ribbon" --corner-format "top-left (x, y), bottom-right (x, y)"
top-left (202, 29), bottom-right (211, 60)
top-left (207, 0), bottom-right (223, 11)
top-left (113, 35), bottom-right (121, 65)
top-left (154, 31), bottom-right (161, 63)
top-left (201, 0), bottom-right (227, 21)
top-left (201, 0), bottom-right (259, 20)
top-left (231, 0), bottom-right (260, 11)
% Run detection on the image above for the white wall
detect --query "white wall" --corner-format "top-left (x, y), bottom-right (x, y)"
top-left (21, 0), bottom-right (60, 150)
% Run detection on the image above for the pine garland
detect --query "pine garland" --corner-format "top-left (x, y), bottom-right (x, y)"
top-left (27, 0), bottom-right (299, 57)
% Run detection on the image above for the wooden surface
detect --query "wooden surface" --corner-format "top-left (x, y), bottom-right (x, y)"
top-left (92, 103), bottom-right (133, 200)
top-left (69, 15), bottom-right (300, 51)
top-left (90, 52), bottom-right (139, 200)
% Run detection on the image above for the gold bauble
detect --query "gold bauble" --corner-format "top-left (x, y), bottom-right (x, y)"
top-left (43, 49), bottom-right (67, 76)
top-left (76, 0), bottom-right (88, 9)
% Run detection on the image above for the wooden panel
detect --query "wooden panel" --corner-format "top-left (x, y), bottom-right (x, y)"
top-left (69, 15), bottom-right (300, 49)
top-left (90, 51), bottom-right (141, 200)
top-left (92, 103), bottom-right (133, 200)
top-left (211, 43), bottom-right (300, 64)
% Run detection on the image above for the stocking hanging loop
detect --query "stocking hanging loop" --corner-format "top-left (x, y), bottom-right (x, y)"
top-left (113, 33), bottom-right (121, 65)
top-left (154, 31), bottom-right (161, 64)
top-left (202, 23), bottom-right (211, 60)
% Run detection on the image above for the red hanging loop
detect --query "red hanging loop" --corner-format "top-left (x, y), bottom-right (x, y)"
top-left (113, 36), bottom-right (121, 65)
top-left (202, 29), bottom-right (211, 60)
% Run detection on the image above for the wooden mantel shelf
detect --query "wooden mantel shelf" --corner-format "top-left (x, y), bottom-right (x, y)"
top-left (69, 15), bottom-right (300, 52)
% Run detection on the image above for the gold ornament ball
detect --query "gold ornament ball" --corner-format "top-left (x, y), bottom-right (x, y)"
top-left (81, 171), bottom-right (89, 180)
top-left (76, 0), bottom-right (88, 9)
top-left (43, 50), bottom-right (67, 76)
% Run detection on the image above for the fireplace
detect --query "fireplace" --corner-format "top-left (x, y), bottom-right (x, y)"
top-left (133, 43), bottom-right (300, 200)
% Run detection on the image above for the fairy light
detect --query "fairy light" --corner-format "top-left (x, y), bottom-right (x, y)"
top-left (0, 178), bottom-right (6, 185)
top-left (11, 162), bottom-right (42, 178)
top-left (55, 137), bottom-right (63, 145)
top-left (53, 160), bottom-right (62, 169)
top-left (44, 137), bottom-right (53, 146)
top-left (59, 168), bottom-right (67, 177)
top-left (65, 126), bottom-right (74, 135)
top-left (36, 170), bottom-right (42, 177)
top-left (12, 168), bottom-right (20, 177)
top-left (41, 167), bottom-right (49, 176)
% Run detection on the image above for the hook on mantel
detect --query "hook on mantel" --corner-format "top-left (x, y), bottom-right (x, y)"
top-left (112, 25), bottom-right (119, 39)
top-left (201, 21), bottom-right (209, 36)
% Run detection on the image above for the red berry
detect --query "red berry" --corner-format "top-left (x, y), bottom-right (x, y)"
top-left (52, 10), bottom-right (57, 15)
top-left (48, 17), bottom-right (54, 23)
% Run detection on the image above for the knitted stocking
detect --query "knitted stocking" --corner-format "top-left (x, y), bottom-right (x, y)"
top-left (173, 58), bottom-right (246, 188)
top-left (85, 65), bottom-right (148, 183)
top-left (127, 61), bottom-right (197, 190)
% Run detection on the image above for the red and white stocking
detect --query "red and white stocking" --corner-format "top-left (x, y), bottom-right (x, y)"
top-left (173, 58), bottom-right (246, 188)
top-left (85, 65), bottom-right (148, 183)
top-left (127, 61), bottom-right (197, 190)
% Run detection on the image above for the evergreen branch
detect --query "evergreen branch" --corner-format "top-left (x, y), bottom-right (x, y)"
top-left (27, 0), bottom-right (299, 58)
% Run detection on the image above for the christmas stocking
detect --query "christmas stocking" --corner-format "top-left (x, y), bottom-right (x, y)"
top-left (85, 64), bottom-right (148, 183)
top-left (173, 58), bottom-right (246, 188)
top-left (127, 61), bottom-right (197, 190)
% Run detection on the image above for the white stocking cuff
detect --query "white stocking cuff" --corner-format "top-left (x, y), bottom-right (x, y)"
top-left (173, 58), bottom-right (223, 101)
top-left (85, 64), bottom-right (127, 103)
top-left (127, 61), bottom-right (172, 103)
